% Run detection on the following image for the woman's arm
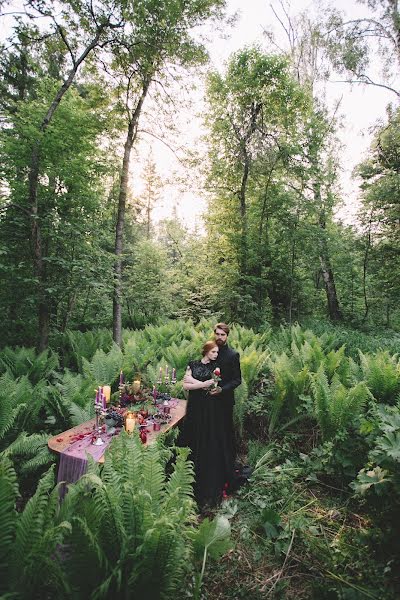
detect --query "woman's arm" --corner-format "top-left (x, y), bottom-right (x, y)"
top-left (183, 378), bottom-right (214, 391)
top-left (182, 368), bottom-right (214, 391)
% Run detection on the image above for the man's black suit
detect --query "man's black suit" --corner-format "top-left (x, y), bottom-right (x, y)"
top-left (214, 343), bottom-right (242, 490)
top-left (215, 343), bottom-right (242, 404)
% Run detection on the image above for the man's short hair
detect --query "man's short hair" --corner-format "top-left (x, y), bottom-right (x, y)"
top-left (214, 322), bottom-right (230, 335)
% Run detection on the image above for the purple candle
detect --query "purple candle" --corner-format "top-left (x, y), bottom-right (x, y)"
top-left (152, 386), bottom-right (157, 401)
top-left (172, 368), bottom-right (176, 381)
top-left (119, 370), bottom-right (124, 385)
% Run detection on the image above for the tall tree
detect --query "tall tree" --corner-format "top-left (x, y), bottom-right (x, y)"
top-left (204, 48), bottom-right (311, 324)
top-left (267, 3), bottom-right (344, 320)
top-left (110, 0), bottom-right (226, 346)
top-left (1, 0), bottom-right (125, 349)
top-left (356, 106), bottom-right (400, 326)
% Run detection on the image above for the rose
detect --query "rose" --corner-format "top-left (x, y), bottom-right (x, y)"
top-left (211, 368), bottom-right (221, 388)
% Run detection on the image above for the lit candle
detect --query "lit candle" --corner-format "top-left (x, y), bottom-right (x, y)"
top-left (103, 385), bottom-right (111, 403)
top-left (125, 412), bottom-right (136, 434)
top-left (132, 379), bottom-right (140, 393)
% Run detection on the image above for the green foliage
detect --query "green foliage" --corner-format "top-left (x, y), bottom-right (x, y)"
top-left (82, 343), bottom-right (123, 388)
top-left (310, 367), bottom-right (370, 441)
top-left (268, 351), bottom-right (309, 435)
top-left (1, 432), bottom-right (55, 476)
top-left (0, 434), bottom-right (233, 600)
top-left (359, 350), bottom-right (400, 404)
top-left (351, 404), bottom-right (400, 500)
top-left (0, 346), bottom-right (59, 384)
top-left (64, 329), bottom-right (114, 372)
top-left (191, 514), bottom-right (232, 600)
top-left (0, 457), bottom-right (18, 592)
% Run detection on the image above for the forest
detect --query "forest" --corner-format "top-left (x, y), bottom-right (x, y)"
top-left (0, 0), bottom-right (399, 598)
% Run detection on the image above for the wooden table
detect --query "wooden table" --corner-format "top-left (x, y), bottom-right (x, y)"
top-left (48, 398), bottom-right (187, 463)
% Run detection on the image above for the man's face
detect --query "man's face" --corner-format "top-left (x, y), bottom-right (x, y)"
top-left (214, 327), bottom-right (228, 347)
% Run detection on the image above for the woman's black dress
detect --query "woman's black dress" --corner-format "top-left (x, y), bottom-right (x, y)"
top-left (179, 360), bottom-right (234, 507)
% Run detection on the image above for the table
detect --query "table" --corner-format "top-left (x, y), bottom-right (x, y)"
top-left (49, 399), bottom-right (187, 497)
top-left (48, 398), bottom-right (187, 463)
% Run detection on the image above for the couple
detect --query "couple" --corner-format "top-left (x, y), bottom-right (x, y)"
top-left (180, 323), bottom-right (241, 509)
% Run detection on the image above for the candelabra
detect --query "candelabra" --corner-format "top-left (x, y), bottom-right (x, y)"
top-left (92, 403), bottom-right (105, 445)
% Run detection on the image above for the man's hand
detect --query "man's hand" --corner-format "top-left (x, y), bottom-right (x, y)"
top-left (209, 386), bottom-right (222, 395)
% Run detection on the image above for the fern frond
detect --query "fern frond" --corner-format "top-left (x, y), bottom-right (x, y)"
top-left (233, 379), bottom-right (248, 438)
top-left (311, 366), bottom-right (333, 440)
top-left (82, 343), bottom-right (123, 387)
top-left (0, 457), bottom-right (18, 591)
top-left (14, 465), bottom-right (56, 567)
top-left (139, 444), bottom-right (167, 512)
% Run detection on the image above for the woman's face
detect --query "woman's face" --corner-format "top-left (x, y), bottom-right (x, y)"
top-left (206, 346), bottom-right (219, 361)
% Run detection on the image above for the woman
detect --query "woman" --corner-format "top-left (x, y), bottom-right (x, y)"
top-left (180, 340), bottom-right (234, 508)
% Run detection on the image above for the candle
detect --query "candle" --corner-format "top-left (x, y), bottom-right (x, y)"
top-left (152, 385), bottom-right (157, 401)
top-left (102, 393), bottom-right (106, 410)
top-left (132, 379), bottom-right (140, 393)
top-left (103, 385), bottom-right (111, 403)
top-left (165, 365), bottom-right (169, 378)
top-left (172, 368), bottom-right (176, 382)
top-left (125, 412), bottom-right (136, 434)
top-left (157, 367), bottom-right (163, 384)
top-left (119, 370), bottom-right (124, 385)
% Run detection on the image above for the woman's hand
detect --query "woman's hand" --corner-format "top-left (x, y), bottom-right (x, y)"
top-left (203, 379), bottom-right (214, 389)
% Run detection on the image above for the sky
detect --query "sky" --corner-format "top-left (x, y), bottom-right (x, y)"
top-left (136, 0), bottom-right (397, 231)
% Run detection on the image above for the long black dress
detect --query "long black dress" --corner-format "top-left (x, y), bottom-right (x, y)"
top-left (179, 359), bottom-right (234, 508)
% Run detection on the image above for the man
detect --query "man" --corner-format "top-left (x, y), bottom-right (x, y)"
top-left (209, 322), bottom-right (242, 402)
top-left (209, 322), bottom-right (242, 495)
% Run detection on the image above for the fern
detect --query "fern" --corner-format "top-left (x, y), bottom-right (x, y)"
top-left (82, 343), bottom-right (123, 387)
top-left (233, 378), bottom-right (248, 438)
top-left (359, 350), bottom-right (400, 404)
top-left (268, 352), bottom-right (309, 435)
top-left (0, 457), bottom-right (18, 592)
top-left (65, 329), bottom-right (113, 372)
top-left (311, 366), bottom-right (370, 440)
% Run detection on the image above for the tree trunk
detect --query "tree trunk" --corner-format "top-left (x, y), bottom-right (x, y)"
top-left (238, 153), bottom-right (249, 277)
top-left (319, 250), bottom-right (342, 321)
top-left (314, 187), bottom-right (342, 321)
top-left (113, 79), bottom-right (151, 346)
top-left (362, 217), bottom-right (372, 323)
